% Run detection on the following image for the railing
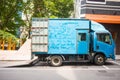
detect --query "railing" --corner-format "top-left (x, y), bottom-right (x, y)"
top-left (0, 39), bottom-right (16, 50)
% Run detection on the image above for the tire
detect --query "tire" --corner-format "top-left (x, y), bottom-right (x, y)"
top-left (94, 54), bottom-right (105, 65)
top-left (50, 56), bottom-right (63, 67)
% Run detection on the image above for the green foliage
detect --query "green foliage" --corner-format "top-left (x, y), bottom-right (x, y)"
top-left (0, 0), bottom-right (25, 35)
top-left (33, 0), bottom-right (74, 18)
top-left (0, 0), bottom-right (74, 38)
top-left (22, 0), bottom-right (34, 27)
top-left (0, 30), bottom-right (18, 43)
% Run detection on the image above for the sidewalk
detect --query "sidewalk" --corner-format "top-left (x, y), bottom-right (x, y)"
top-left (0, 60), bottom-right (30, 68)
top-left (116, 55), bottom-right (120, 60)
top-left (0, 56), bottom-right (37, 68)
top-left (0, 39), bottom-right (32, 67)
top-left (0, 39), bottom-right (31, 60)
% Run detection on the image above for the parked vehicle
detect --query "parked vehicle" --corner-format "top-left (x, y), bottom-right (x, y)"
top-left (31, 18), bottom-right (115, 66)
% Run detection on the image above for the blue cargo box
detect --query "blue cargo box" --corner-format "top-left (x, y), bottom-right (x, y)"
top-left (31, 19), bottom-right (90, 54)
top-left (48, 19), bottom-right (90, 54)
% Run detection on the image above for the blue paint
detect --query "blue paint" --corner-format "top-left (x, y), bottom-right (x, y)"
top-left (96, 41), bottom-right (115, 59)
top-left (91, 21), bottom-right (115, 60)
top-left (48, 19), bottom-right (90, 54)
top-left (77, 30), bottom-right (89, 54)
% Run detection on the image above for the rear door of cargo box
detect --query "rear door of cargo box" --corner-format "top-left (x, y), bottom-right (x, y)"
top-left (31, 18), bottom-right (48, 54)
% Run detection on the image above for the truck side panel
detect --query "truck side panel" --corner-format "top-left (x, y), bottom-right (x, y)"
top-left (48, 19), bottom-right (90, 54)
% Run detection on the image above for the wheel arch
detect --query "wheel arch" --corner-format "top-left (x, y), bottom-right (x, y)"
top-left (94, 52), bottom-right (106, 59)
top-left (48, 55), bottom-right (65, 61)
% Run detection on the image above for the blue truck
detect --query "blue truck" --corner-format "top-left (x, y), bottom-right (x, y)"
top-left (31, 18), bottom-right (115, 66)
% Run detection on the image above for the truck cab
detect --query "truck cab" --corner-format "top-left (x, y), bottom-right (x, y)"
top-left (91, 21), bottom-right (115, 65)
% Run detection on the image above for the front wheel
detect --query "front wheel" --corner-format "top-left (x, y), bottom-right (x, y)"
top-left (94, 54), bottom-right (105, 65)
top-left (50, 56), bottom-right (63, 67)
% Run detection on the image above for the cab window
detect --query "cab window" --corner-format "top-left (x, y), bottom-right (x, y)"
top-left (78, 33), bottom-right (86, 41)
top-left (97, 33), bottom-right (111, 44)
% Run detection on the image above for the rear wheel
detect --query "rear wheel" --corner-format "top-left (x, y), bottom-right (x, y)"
top-left (94, 54), bottom-right (105, 65)
top-left (50, 56), bottom-right (63, 67)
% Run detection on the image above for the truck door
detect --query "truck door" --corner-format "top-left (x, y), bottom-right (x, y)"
top-left (77, 30), bottom-right (89, 54)
top-left (96, 33), bottom-right (115, 59)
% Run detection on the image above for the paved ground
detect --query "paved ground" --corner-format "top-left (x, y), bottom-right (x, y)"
top-left (0, 60), bottom-right (31, 68)
top-left (0, 60), bottom-right (120, 80)
top-left (0, 60), bottom-right (120, 70)
top-left (28, 60), bottom-right (120, 70)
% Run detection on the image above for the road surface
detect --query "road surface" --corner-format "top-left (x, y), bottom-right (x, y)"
top-left (0, 60), bottom-right (120, 80)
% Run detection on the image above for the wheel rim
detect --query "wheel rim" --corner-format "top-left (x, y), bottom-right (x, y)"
top-left (54, 58), bottom-right (59, 64)
top-left (52, 58), bottom-right (60, 66)
top-left (97, 56), bottom-right (104, 63)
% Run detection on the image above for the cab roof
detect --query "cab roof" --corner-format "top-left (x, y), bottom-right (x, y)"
top-left (91, 21), bottom-right (109, 33)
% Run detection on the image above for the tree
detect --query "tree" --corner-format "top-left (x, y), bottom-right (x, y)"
top-left (22, 0), bottom-right (34, 38)
top-left (0, 0), bottom-right (74, 36)
top-left (21, 0), bottom-right (74, 38)
top-left (0, 0), bottom-right (25, 35)
top-left (33, 0), bottom-right (74, 18)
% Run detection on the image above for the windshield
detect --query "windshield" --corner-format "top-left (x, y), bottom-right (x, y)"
top-left (97, 33), bottom-right (112, 44)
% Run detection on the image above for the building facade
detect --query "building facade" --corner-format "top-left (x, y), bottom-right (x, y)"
top-left (74, 0), bottom-right (120, 55)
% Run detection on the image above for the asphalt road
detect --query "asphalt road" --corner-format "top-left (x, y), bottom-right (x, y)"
top-left (0, 60), bottom-right (120, 80)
